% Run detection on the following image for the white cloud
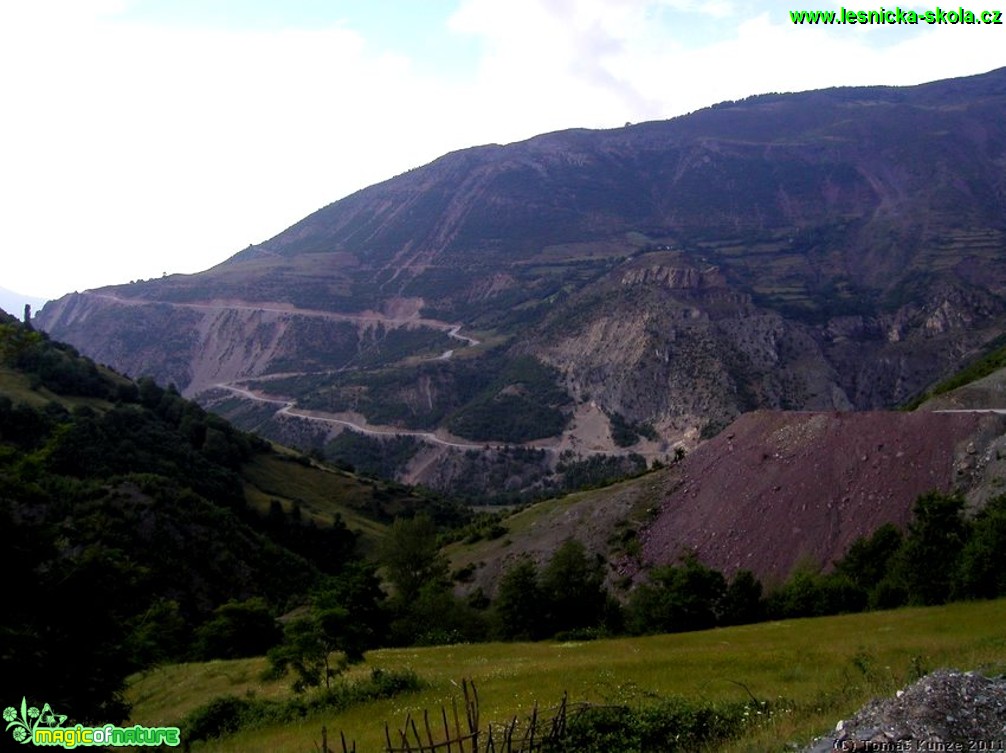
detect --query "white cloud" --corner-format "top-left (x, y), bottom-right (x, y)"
top-left (0, 8), bottom-right (464, 297)
top-left (450, 0), bottom-right (1006, 124)
top-left (0, 1), bottom-right (1003, 299)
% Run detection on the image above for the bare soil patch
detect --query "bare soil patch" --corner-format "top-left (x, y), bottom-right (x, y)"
top-left (638, 410), bottom-right (1006, 581)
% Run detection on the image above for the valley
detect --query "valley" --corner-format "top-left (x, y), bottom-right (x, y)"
top-left (23, 67), bottom-right (1006, 598)
top-left (214, 381), bottom-right (501, 451)
top-left (6, 310), bottom-right (1006, 750)
top-left (212, 377), bottom-right (668, 458)
top-left (71, 285), bottom-right (671, 495)
top-left (10, 67), bottom-right (1006, 752)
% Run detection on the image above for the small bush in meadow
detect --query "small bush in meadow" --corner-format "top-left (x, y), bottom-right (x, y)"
top-left (180, 668), bottom-right (423, 743)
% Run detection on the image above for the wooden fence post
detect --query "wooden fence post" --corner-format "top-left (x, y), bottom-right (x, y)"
top-left (356, 679), bottom-right (576, 753)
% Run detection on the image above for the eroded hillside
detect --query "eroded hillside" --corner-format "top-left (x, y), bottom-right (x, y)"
top-left (638, 410), bottom-right (1006, 581)
top-left (448, 408), bottom-right (1006, 597)
top-left (36, 68), bottom-right (1006, 497)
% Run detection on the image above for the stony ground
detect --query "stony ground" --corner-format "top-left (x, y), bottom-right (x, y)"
top-left (638, 410), bottom-right (1006, 580)
top-left (804, 669), bottom-right (1006, 751)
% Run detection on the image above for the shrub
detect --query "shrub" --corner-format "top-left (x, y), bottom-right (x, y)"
top-left (181, 668), bottom-right (423, 743)
top-left (546, 696), bottom-right (767, 753)
top-left (182, 696), bottom-right (254, 741)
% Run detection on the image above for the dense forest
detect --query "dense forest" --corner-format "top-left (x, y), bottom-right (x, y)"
top-left (0, 312), bottom-right (416, 721)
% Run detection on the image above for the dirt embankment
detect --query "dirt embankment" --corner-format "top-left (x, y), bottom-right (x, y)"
top-left (638, 410), bottom-right (1006, 581)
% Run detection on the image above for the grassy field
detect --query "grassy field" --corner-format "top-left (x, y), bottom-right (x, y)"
top-left (443, 471), bottom-right (662, 598)
top-left (127, 598), bottom-right (1006, 752)
top-left (241, 451), bottom-right (389, 553)
top-left (0, 364), bottom-right (130, 411)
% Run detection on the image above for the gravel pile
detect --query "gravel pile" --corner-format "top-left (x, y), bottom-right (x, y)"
top-left (805, 669), bottom-right (1006, 751)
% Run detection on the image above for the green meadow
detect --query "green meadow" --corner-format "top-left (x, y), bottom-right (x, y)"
top-left (128, 598), bottom-right (1006, 752)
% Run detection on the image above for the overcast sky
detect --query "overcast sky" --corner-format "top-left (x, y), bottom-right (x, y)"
top-left (2, 0), bottom-right (1004, 302)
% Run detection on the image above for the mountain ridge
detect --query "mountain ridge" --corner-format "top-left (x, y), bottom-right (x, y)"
top-left (36, 66), bottom-right (1006, 498)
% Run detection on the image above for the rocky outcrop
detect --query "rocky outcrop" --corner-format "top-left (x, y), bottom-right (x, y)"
top-left (37, 291), bottom-right (460, 397)
top-left (619, 264), bottom-right (723, 290)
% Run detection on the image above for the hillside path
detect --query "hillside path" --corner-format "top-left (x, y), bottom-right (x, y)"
top-left (215, 382), bottom-right (529, 452)
top-left (86, 291), bottom-right (481, 348)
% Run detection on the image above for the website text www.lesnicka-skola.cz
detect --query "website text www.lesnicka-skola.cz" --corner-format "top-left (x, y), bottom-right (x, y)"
top-left (790, 6), bottom-right (1003, 24)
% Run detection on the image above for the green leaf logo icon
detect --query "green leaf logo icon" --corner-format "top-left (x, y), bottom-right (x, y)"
top-left (4, 697), bottom-right (65, 745)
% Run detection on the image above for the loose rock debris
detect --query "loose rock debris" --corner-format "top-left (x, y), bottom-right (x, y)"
top-left (805, 670), bottom-right (1006, 751)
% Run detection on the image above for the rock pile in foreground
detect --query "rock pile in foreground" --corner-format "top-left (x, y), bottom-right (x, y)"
top-left (805, 670), bottom-right (1006, 751)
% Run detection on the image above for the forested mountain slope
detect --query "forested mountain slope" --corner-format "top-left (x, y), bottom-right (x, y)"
top-left (0, 310), bottom-right (445, 721)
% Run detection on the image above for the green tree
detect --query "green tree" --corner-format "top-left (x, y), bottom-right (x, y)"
top-left (267, 615), bottom-right (340, 692)
top-left (402, 582), bottom-right (488, 646)
top-left (955, 495), bottom-right (1006, 600)
top-left (889, 492), bottom-right (968, 605)
top-left (126, 599), bottom-right (188, 667)
top-left (540, 539), bottom-right (607, 636)
top-left (719, 569), bottom-right (764, 626)
top-left (493, 557), bottom-right (546, 641)
top-left (835, 523), bottom-right (903, 596)
top-left (379, 514), bottom-right (486, 646)
top-left (267, 572), bottom-right (382, 690)
top-left (193, 598), bottom-right (282, 660)
top-left (312, 567), bottom-right (386, 660)
top-left (379, 514), bottom-right (449, 604)
top-left (765, 568), bottom-right (864, 619)
top-left (1, 501), bottom-right (145, 724)
top-left (626, 554), bottom-right (726, 635)
top-left (0, 320), bottom-right (43, 366)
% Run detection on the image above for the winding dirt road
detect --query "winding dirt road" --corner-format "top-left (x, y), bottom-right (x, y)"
top-left (215, 383), bottom-right (524, 452)
top-left (87, 291), bottom-right (481, 349)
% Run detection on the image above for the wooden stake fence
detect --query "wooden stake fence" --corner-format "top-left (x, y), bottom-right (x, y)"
top-left (323, 680), bottom-right (572, 753)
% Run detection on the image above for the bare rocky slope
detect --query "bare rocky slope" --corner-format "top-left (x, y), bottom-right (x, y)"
top-left (449, 406), bottom-right (1006, 596)
top-left (36, 69), bottom-right (1006, 498)
top-left (637, 409), bottom-right (1006, 581)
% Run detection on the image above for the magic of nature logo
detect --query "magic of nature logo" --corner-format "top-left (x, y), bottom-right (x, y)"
top-left (3, 697), bottom-right (180, 748)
